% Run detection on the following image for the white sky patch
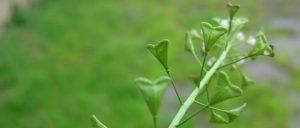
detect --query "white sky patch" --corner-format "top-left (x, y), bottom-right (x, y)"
top-left (190, 29), bottom-right (200, 38)
top-left (220, 19), bottom-right (229, 28)
top-left (264, 50), bottom-right (270, 56)
top-left (207, 57), bottom-right (216, 66)
top-left (236, 32), bottom-right (245, 41)
top-left (201, 41), bottom-right (205, 52)
top-left (247, 36), bottom-right (256, 45)
top-left (237, 58), bottom-right (245, 65)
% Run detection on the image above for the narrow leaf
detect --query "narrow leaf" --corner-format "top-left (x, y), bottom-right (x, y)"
top-left (201, 22), bottom-right (227, 52)
top-left (91, 115), bottom-right (108, 128)
top-left (135, 76), bottom-right (171, 117)
top-left (210, 71), bottom-right (242, 105)
top-left (210, 110), bottom-right (229, 124)
top-left (147, 39), bottom-right (169, 70)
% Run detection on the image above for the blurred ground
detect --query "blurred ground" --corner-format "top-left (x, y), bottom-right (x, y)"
top-left (0, 0), bottom-right (299, 128)
top-left (0, 0), bottom-right (34, 36)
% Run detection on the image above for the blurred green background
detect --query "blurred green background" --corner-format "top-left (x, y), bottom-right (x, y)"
top-left (0, 0), bottom-right (299, 127)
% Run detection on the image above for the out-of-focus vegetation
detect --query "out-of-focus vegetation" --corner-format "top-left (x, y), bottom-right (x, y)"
top-left (0, 0), bottom-right (299, 128)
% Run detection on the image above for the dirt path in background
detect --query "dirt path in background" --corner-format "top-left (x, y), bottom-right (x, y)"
top-left (0, 0), bottom-right (11, 36)
top-left (0, 0), bottom-right (32, 37)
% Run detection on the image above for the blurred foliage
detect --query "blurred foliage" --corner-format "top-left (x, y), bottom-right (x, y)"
top-left (0, 0), bottom-right (298, 128)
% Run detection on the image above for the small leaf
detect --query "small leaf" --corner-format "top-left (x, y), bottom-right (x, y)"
top-left (147, 39), bottom-right (169, 70)
top-left (135, 76), bottom-right (171, 117)
top-left (201, 22), bottom-right (227, 53)
top-left (248, 31), bottom-right (275, 58)
top-left (210, 110), bottom-right (228, 124)
top-left (241, 72), bottom-right (254, 89)
top-left (91, 115), bottom-right (108, 128)
top-left (210, 71), bottom-right (242, 105)
top-left (225, 103), bottom-right (247, 122)
top-left (226, 3), bottom-right (240, 21)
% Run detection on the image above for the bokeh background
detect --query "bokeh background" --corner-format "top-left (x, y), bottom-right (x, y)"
top-left (0, 0), bottom-right (299, 128)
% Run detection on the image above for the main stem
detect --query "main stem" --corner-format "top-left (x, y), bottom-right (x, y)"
top-left (199, 53), bottom-right (210, 106)
top-left (168, 45), bottom-right (231, 128)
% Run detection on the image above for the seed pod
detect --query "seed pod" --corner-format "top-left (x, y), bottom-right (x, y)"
top-left (135, 76), bottom-right (171, 117)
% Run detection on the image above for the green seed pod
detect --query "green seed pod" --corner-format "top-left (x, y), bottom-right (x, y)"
top-left (135, 76), bottom-right (171, 117)
top-left (210, 71), bottom-right (242, 105)
top-left (248, 31), bottom-right (275, 58)
top-left (147, 39), bottom-right (169, 71)
top-left (201, 22), bottom-right (227, 53)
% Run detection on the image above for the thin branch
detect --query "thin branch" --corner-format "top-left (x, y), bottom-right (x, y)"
top-left (166, 69), bottom-right (183, 105)
top-left (194, 101), bottom-right (227, 113)
top-left (176, 105), bottom-right (208, 127)
top-left (193, 52), bottom-right (202, 67)
top-left (192, 52), bottom-right (208, 72)
top-left (92, 114), bottom-right (108, 128)
top-left (153, 116), bottom-right (157, 128)
top-left (194, 101), bottom-right (207, 106)
top-left (199, 53), bottom-right (208, 80)
top-left (228, 18), bottom-right (233, 35)
top-left (217, 56), bottom-right (250, 70)
top-left (178, 101), bottom-right (228, 128)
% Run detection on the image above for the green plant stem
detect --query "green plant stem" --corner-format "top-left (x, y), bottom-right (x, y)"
top-left (217, 56), bottom-right (250, 70)
top-left (193, 52), bottom-right (202, 67)
top-left (194, 101), bottom-right (227, 112)
top-left (199, 52), bottom-right (207, 80)
top-left (176, 105), bottom-right (208, 127)
top-left (153, 116), bottom-right (157, 128)
top-left (166, 70), bottom-right (183, 105)
top-left (176, 76), bottom-right (214, 126)
top-left (228, 18), bottom-right (233, 35)
top-left (199, 53), bottom-right (210, 105)
top-left (92, 114), bottom-right (108, 128)
top-left (176, 53), bottom-right (209, 127)
top-left (194, 100), bottom-right (207, 106)
top-left (168, 45), bottom-right (232, 128)
top-left (192, 51), bottom-right (207, 78)
top-left (192, 52), bottom-right (208, 73)
top-left (177, 100), bottom-right (230, 127)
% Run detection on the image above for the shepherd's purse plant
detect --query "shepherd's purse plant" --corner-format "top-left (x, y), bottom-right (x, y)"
top-left (92, 3), bottom-right (275, 128)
